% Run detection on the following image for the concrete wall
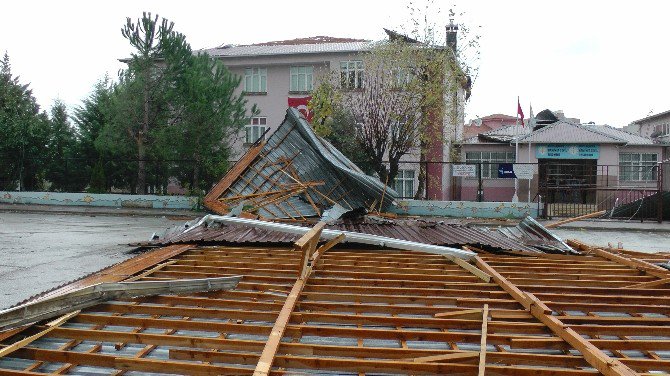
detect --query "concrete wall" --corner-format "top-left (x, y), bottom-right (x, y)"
top-left (0, 191), bottom-right (198, 210)
top-left (391, 199), bottom-right (538, 219)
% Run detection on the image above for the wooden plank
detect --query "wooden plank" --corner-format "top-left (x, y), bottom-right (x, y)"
top-left (476, 257), bottom-right (638, 376)
top-left (316, 233), bottom-right (345, 254)
top-left (296, 221), bottom-right (325, 278)
top-left (124, 260), bottom-right (177, 282)
top-left (434, 309), bottom-right (483, 320)
top-left (479, 304), bottom-right (489, 376)
top-left (624, 276), bottom-right (670, 289)
top-left (406, 351), bottom-right (479, 363)
top-left (253, 222), bottom-right (326, 376)
top-left (545, 210), bottom-right (607, 228)
top-left (569, 241), bottom-right (670, 279)
top-left (447, 254), bottom-right (492, 282)
top-left (0, 310), bottom-right (80, 358)
top-left (203, 141), bottom-right (265, 214)
top-left (173, 349), bottom-right (598, 376)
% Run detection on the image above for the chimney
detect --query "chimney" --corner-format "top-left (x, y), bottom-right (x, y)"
top-left (446, 19), bottom-right (458, 52)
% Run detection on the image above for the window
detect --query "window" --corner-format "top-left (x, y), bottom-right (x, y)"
top-left (245, 117), bottom-right (267, 144)
top-left (340, 60), bottom-right (364, 89)
top-left (465, 151), bottom-right (516, 178)
top-left (393, 67), bottom-right (412, 88)
top-left (394, 170), bottom-right (415, 198)
top-left (654, 123), bottom-right (670, 137)
top-left (244, 68), bottom-right (267, 93)
top-left (290, 66), bottom-right (313, 92)
top-left (619, 153), bottom-right (657, 181)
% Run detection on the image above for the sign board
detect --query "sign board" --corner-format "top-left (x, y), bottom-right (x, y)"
top-left (513, 164), bottom-right (535, 179)
top-left (536, 144), bottom-right (600, 159)
top-left (452, 164), bottom-right (477, 177)
top-left (498, 163), bottom-right (516, 178)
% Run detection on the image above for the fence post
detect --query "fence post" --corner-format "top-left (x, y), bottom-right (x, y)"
top-left (477, 162), bottom-right (483, 202)
top-left (659, 163), bottom-right (664, 224)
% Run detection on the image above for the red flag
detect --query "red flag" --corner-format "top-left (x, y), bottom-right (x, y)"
top-left (517, 97), bottom-right (525, 127)
top-left (288, 96), bottom-right (312, 122)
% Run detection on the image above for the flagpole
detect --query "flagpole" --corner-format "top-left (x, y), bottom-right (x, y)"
top-left (527, 104), bottom-right (533, 203)
top-left (513, 97), bottom-right (519, 203)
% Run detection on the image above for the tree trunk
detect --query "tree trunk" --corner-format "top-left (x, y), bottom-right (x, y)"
top-left (414, 141), bottom-right (428, 199)
top-left (137, 136), bottom-right (146, 194)
top-left (137, 78), bottom-right (150, 194)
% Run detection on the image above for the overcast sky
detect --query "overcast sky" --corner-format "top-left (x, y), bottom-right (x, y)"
top-left (1, 0), bottom-right (668, 127)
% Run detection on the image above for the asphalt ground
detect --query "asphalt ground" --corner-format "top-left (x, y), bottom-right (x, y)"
top-left (0, 207), bottom-right (668, 309)
top-left (0, 211), bottom-right (187, 309)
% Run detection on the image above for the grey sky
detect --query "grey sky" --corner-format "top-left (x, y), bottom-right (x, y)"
top-left (1, 0), bottom-right (668, 127)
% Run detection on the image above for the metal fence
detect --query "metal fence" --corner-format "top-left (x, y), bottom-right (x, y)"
top-left (391, 160), bottom-right (666, 221)
top-left (0, 157), bottom-right (202, 195)
top-left (1, 156), bottom-right (666, 221)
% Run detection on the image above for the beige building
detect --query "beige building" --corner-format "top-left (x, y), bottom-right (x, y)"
top-left (625, 109), bottom-right (670, 146)
top-left (203, 31), bottom-right (467, 200)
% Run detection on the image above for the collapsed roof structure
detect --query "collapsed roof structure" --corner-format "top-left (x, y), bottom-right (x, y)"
top-left (2, 108), bottom-right (670, 375)
top-left (2, 217), bottom-right (670, 375)
top-left (204, 108), bottom-right (397, 221)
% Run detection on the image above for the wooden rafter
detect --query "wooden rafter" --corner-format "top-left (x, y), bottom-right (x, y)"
top-left (476, 256), bottom-right (638, 376)
top-left (252, 222), bottom-right (340, 376)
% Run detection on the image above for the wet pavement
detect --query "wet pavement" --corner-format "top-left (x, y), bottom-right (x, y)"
top-left (0, 212), bottom-right (188, 309)
top-left (552, 227), bottom-right (670, 253)
top-left (0, 210), bottom-right (668, 309)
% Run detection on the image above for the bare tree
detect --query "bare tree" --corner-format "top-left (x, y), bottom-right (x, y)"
top-left (342, 40), bottom-right (424, 184)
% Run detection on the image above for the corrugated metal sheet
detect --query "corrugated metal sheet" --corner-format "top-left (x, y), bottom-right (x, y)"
top-left (205, 41), bottom-right (372, 58)
top-left (206, 108), bottom-right (397, 219)
top-left (465, 121), bottom-right (654, 146)
top-left (517, 121), bottom-right (654, 145)
top-left (151, 217), bottom-right (571, 253)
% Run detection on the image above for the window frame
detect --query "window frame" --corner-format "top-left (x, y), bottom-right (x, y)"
top-left (464, 151), bottom-right (517, 179)
top-left (619, 152), bottom-right (658, 182)
top-left (243, 67), bottom-right (267, 94)
top-left (289, 66), bottom-right (313, 93)
top-left (393, 169), bottom-right (416, 198)
top-left (340, 60), bottom-right (364, 90)
top-left (245, 117), bottom-right (268, 144)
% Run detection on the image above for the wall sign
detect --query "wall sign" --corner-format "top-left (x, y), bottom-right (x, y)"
top-left (498, 163), bottom-right (516, 178)
top-left (513, 164), bottom-right (535, 179)
top-left (536, 144), bottom-right (600, 159)
top-left (452, 164), bottom-right (477, 177)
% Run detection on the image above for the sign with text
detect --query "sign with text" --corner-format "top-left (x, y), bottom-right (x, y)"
top-left (536, 144), bottom-right (600, 159)
top-left (498, 163), bottom-right (516, 178)
top-left (513, 164), bottom-right (535, 179)
top-left (452, 164), bottom-right (477, 177)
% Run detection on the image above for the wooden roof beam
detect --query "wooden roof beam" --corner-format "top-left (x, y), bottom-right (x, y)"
top-left (475, 256), bottom-right (638, 376)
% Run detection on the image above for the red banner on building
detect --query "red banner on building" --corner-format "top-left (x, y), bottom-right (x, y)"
top-left (288, 96), bottom-right (312, 122)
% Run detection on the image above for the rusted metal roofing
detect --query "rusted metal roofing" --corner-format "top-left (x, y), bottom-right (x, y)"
top-left (150, 216), bottom-right (573, 254)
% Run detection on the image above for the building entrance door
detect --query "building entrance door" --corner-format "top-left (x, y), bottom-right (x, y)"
top-left (538, 159), bottom-right (597, 205)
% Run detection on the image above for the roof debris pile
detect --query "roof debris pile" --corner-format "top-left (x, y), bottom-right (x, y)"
top-left (150, 214), bottom-right (576, 255)
top-left (1, 219), bottom-right (670, 375)
top-left (204, 108), bottom-right (397, 220)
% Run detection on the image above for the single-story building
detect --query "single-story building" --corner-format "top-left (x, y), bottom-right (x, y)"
top-left (459, 116), bottom-right (667, 209)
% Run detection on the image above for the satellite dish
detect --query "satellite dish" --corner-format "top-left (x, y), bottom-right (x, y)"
top-left (472, 118), bottom-right (483, 127)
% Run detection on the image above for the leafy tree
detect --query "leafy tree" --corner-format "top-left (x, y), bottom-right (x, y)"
top-left (309, 80), bottom-right (374, 174)
top-left (159, 52), bottom-right (255, 192)
top-left (88, 158), bottom-right (106, 193)
top-left (45, 100), bottom-right (78, 191)
top-left (0, 52), bottom-right (51, 191)
top-left (116, 12), bottom-right (186, 193)
top-left (73, 76), bottom-right (114, 160)
top-left (308, 4), bottom-right (479, 198)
